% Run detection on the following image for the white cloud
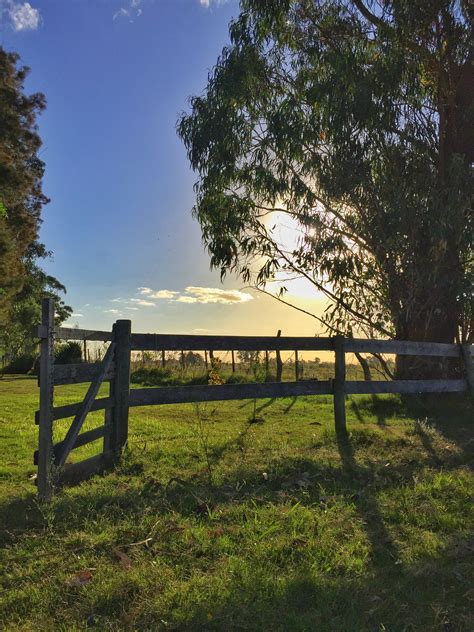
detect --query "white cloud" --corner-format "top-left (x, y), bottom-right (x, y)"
top-left (8, 1), bottom-right (40, 31)
top-left (129, 298), bottom-right (155, 307)
top-left (113, 7), bottom-right (130, 20)
top-left (126, 307), bottom-right (139, 311)
top-left (104, 309), bottom-right (122, 315)
top-left (135, 286), bottom-right (253, 305)
top-left (176, 295), bottom-right (198, 304)
top-left (199, 0), bottom-right (228, 8)
top-left (70, 313), bottom-right (84, 318)
top-left (113, 0), bottom-right (142, 21)
top-left (182, 286), bottom-right (253, 304)
top-left (138, 287), bottom-right (179, 300)
top-left (148, 289), bottom-right (178, 299)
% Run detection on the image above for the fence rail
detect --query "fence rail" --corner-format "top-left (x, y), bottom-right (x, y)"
top-left (34, 298), bottom-right (474, 500)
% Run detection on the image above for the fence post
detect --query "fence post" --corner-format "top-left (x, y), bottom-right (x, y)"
top-left (276, 330), bottom-right (283, 382)
top-left (295, 350), bottom-right (299, 381)
top-left (112, 320), bottom-right (131, 454)
top-left (37, 298), bottom-right (55, 501)
top-left (461, 344), bottom-right (474, 401)
top-left (333, 335), bottom-right (347, 436)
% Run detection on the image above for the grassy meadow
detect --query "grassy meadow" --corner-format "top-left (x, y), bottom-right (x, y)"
top-left (0, 374), bottom-right (473, 631)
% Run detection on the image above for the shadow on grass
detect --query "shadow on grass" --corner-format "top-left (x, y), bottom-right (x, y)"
top-left (1, 410), bottom-right (473, 630)
top-left (164, 533), bottom-right (473, 631)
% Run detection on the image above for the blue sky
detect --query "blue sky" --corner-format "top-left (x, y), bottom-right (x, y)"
top-left (1, 0), bottom-right (327, 338)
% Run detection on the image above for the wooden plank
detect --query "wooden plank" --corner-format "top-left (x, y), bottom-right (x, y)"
top-left (345, 380), bottom-right (467, 394)
top-left (35, 397), bottom-right (113, 424)
top-left (37, 298), bottom-right (55, 501)
top-left (55, 343), bottom-right (116, 468)
top-left (129, 380), bottom-right (333, 407)
top-left (34, 425), bottom-right (110, 465)
top-left (113, 320), bottom-right (132, 452)
top-left (57, 451), bottom-right (115, 486)
top-left (346, 338), bottom-right (460, 358)
top-left (333, 335), bottom-right (347, 435)
top-left (53, 327), bottom-right (113, 342)
top-left (130, 333), bottom-right (334, 352)
top-left (53, 362), bottom-right (115, 385)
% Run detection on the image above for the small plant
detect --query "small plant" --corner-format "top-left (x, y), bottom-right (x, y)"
top-left (208, 357), bottom-right (224, 385)
top-left (410, 417), bottom-right (438, 439)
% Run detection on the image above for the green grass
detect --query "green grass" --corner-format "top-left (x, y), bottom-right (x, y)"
top-left (0, 376), bottom-right (473, 631)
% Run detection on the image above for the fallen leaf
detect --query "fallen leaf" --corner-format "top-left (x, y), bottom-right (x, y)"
top-left (67, 569), bottom-right (93, 587)
top-left (113, 548), bottom-right (132, 570)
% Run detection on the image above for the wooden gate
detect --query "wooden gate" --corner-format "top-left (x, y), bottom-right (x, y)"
top-left (35, 298), bottom-right (131, 500)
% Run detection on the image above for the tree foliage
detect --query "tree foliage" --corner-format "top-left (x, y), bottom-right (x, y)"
top-left (178, 0), bottom-right (473, 355)
top-left (0, 47), bottom-right (71, 362)
top-left (0, 47), bottom-right (49, 323)
top-left (0, 242), bottom-right (72, 361)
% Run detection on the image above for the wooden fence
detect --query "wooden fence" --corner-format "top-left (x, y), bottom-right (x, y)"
top-left (35, 298), bottom-right (474, 500)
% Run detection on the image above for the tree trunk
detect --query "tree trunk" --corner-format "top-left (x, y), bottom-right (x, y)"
top-left (395, 294), bottom-right (460, 379)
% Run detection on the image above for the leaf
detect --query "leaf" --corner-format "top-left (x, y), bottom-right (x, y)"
top-left (113, 548), bottom-right (132, 570)
top-left (67, 569), bottom-right (93, 587)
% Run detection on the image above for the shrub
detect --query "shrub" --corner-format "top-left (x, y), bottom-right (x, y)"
top-left (131, 367), bottom-right (173, 386)
top-left (2, 354), bottom-right (37, 374)
top-left (55, 341), bottom-right (82, 364)
top-left (225, 373), bottom-right (253, 385)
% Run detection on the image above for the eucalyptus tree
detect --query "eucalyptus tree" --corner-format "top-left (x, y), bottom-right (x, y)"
top-left (178, 1), bottom-right (473, 377)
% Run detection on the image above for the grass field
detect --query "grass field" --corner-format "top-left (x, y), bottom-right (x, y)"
top-left (0, 375), bottom-right (473, 631)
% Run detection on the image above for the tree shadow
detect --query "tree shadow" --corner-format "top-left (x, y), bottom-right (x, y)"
top-left (402, 394), bottom-right (473, 469)
top-left (1, 419), bottom-right (473, 630)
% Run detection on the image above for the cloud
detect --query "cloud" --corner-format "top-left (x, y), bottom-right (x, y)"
top-left (183, 286), bottom-right (253, 304)
top-left (136, 286), bottom-right (253, 305)
top-left (104, 309), bottom-right (122, 315)
top-left (139, 288), bottom-right (178, 299)
top-left (7, 1), bottom-right (40, 31)
top-left (113, 0), bottom-right (142, 21)
top-left (199, 0), bottom-right (228, 8)
top-left (129, 298), bottom-right (155, 307)
top-left (70, 313), bottom-right (84, 318)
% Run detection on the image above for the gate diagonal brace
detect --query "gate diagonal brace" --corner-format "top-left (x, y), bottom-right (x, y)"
top-left (55, 342), bottom-right (116, 468)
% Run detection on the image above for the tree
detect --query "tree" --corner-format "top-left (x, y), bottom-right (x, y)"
top-left (0, 47), bottom-right (49, 323)
top-left (178, 0), bottom-right (473, 377)
top-left (0, 242), bottom-right (72, 364)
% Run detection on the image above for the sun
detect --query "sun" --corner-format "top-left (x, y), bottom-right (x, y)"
top-left (262, 209), bottom-right (325, 302)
